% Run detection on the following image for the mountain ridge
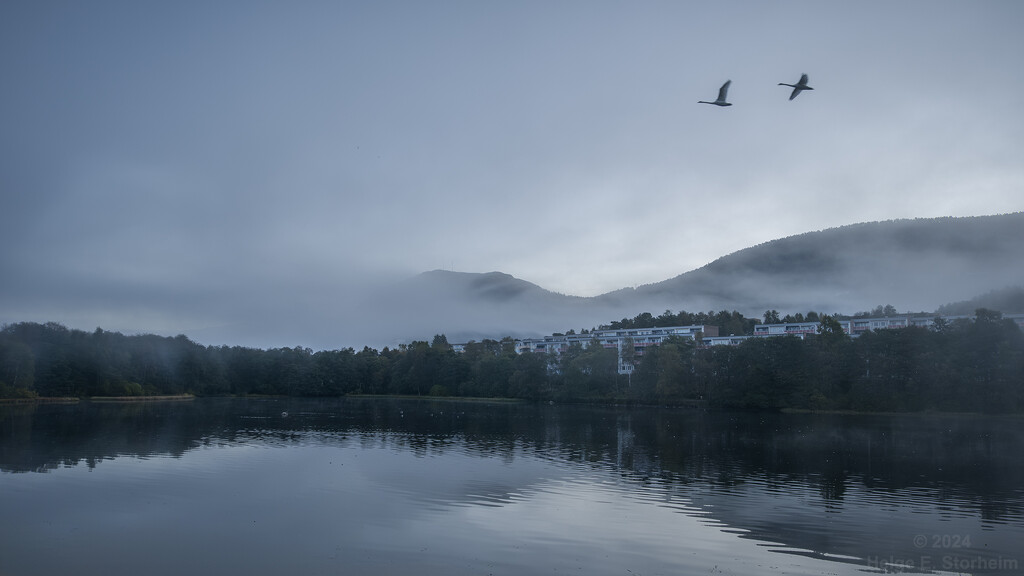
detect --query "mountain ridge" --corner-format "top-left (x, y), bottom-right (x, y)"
top-left (372, 213), bottom-right (1024, 344)
top-left (622, 213), bottom-right (1024, 313)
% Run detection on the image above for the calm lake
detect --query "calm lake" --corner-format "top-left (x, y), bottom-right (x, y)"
top-left (2, 398), bottom-right (1023, 576)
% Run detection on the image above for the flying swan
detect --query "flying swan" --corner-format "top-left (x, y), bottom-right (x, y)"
top-left (698, 80), bottom-right (733, 106)
top-left (779, 74), bottom-right (813, 100)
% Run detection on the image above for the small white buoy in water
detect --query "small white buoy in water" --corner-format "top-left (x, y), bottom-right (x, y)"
top-left (281, 411), bottom-right (289, 417)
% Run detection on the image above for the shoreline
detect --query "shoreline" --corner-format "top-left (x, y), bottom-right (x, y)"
top-left (0, 397), bottom-right (80, 405)
top-left (2, 395), bottom-right (197, 405)
top-left (88, 394), bottom-right (196, 403)
top-left (344, 394), bottom-right (527, 404)
top-left (5, 394), bottom-right (1022, 416)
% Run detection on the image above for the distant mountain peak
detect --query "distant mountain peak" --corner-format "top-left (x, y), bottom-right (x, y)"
top-left (411, 269), bottom-right (555, 303)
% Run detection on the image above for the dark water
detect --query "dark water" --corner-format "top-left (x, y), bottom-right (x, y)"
top-left (2, 398), bottom-right (1023, 576)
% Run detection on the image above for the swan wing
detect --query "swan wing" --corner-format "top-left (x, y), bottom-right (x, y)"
top-left (717, 80), bottom-right (731, 103)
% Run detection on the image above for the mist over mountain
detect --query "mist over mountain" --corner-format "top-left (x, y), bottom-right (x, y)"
top-left (614, 213), bottom-right (1024, 316)
top-left (936, 286), bottom-right (1024, 317)
top-left (369, 214), bottom-right (1024, 345)
top-left (358, 271), bottom-right (597, 347)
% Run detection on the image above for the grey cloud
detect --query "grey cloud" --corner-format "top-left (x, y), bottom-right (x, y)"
top-left (2, 1), bottom-right (1022, 349)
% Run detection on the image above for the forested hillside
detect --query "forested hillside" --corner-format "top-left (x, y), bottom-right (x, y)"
top-left (3, 310), bottom-right (1022, 413)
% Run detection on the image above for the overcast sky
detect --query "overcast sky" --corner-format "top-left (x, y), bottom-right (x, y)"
top-left (2, 1), bottom-right (1022, 348)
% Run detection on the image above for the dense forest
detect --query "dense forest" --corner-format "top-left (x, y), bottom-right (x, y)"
top-left (2, 308), bottom-right (1022, 413)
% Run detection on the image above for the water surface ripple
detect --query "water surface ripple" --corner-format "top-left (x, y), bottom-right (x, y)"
top-left (2, 398), bottom-right (1023, 575)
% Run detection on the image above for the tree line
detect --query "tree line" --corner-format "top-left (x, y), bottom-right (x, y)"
top-left (2, 309), bottom-right (1022, 413)
top-left (654, 311), bottom-right (1023, 413)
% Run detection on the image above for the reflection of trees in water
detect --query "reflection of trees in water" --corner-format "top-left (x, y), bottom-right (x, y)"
top-left (3, 399), bottom-right (1023, 521)
top-left (4, 397), bottom-right (1023, 569)
top-left (1, 401), bottom-right (198, 472)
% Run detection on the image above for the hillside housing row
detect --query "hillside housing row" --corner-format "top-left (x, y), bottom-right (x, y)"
top-left (506, 313), bottom-right (1024, 375)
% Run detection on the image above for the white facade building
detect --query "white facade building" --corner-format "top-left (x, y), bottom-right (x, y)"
top-left (515, 325), bottom-right (719, 374)
top-left (510, 313), bottom-right (1024, 375)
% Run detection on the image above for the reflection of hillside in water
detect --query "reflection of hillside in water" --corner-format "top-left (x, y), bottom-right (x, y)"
top-left (3, 398), bottom-right (1023, 569)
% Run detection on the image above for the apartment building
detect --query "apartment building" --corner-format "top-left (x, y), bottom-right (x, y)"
top-left (515, 325), bottom-right (719, 374)
top-left (511, 313), bottom-right (1024, 375)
